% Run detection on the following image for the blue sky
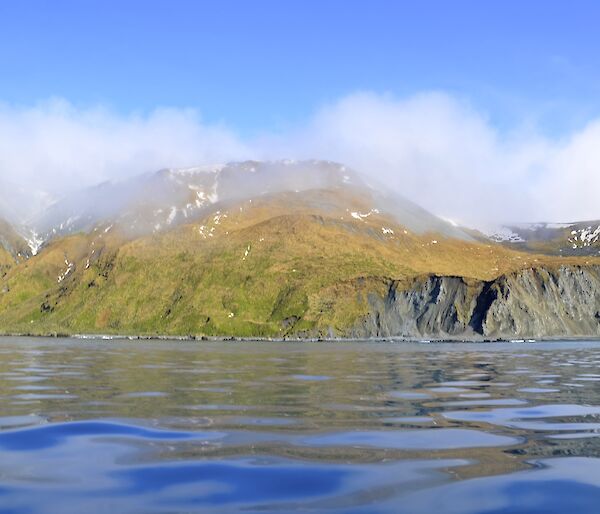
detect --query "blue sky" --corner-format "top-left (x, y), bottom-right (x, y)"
top-left (1, 0), bottom-right (600, 135)
top-left (1, 1), bottom-right (600, 223)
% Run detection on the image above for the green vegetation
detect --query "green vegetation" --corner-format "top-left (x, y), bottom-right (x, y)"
top-left (1, 190), bottom-right (598, 338)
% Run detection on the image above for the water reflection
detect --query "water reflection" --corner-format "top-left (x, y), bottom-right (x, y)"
top-left (0, 337), bottom-right (598, 512)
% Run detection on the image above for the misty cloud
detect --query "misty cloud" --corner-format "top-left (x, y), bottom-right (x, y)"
top-left (271, 92), bottom-right (598, 225)
top-left (0, 93), bottom-right (599, 225)
top-left (0, 99), bottom-right (252, 194)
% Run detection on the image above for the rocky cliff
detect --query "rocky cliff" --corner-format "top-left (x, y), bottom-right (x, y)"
top-left (355, 265), bottom-right (600, 339)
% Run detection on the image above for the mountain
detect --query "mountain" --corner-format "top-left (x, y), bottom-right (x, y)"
top-left (0, 160), bottom-right (599, 340)
top-left (0, 180), bottom-right (52, 260)
top-left (27, 160), bottom-right (472, 245)
top-left (481, 221), bottom-right (600, 256)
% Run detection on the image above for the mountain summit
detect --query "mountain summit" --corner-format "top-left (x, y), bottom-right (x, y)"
top-left (19, 160), bottom-right (472, 245)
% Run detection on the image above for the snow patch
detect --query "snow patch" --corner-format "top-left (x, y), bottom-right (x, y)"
top-left (23, 230), bottom-right (44, 256)
top-left (568, 225), bottom-right (600, 248)
top-left (481, 225), bottom-right (525, 243)
top-left (169, 164), bottom-right (224, 175)
top-left (57, 259), bottom-right (74, 283)
top-left (167, 207), bottom-right (177, 225)
top-left (440, 216), bottom-right (459, 227)
top-left (213, 212), bottom-right (227, 225)
top-left (242, 244), bottom-right (251, 260)
top-left (350, 209), bottom-right (379, 221)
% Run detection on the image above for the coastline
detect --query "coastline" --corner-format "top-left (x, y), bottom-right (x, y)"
top-left (1, 331), bottom-right (600, 344)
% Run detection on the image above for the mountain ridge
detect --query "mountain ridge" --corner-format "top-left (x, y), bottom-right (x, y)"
top-left (0, 160), bottom-right (599, 339)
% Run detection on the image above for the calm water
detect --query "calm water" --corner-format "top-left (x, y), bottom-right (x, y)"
top-left (0, 338), bottom-right (599, 513)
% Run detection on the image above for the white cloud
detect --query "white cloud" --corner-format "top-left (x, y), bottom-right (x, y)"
top-left (274, 91), bottom-right (599, 224)
top-left (1, 93), bottom-right (599, 225)
top-left (0, 98), bottom-right (251, 194)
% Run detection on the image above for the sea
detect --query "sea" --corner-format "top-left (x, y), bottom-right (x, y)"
top-left (0, 337), bottom-right (599, 513)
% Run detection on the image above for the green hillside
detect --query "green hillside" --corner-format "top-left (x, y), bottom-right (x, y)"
top-left (0, 189), bottom-right (597, 338)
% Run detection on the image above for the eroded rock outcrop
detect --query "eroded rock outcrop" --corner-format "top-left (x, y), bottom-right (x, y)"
top-left (354, 265), bottom-right (600, 339)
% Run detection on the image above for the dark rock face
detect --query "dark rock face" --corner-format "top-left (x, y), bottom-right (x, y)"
top-left (354, 266), bottom-right (600, 339)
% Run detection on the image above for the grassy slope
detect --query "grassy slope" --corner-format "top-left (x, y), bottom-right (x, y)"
top-left (0, 247), bottom-right (13, 278)
top-left (0, 219), bottom-right (31, 257)
top-left (511, 238), bottom-right (600, 257)
top-left (470, 223), bottom-right (600, 256)
top-left (0, 219), bottom-right (31, 278)
top-left (0, 190), bottom-right (598, 337)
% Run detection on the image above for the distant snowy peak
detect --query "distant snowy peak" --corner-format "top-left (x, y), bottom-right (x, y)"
top-left (482, 226), bottom-right (525, 243)
top-left (482, 220), bottom-right (600, 255)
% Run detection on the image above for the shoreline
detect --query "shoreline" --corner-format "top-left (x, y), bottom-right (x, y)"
top-left (1, 332), bottom-right (600, 344)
